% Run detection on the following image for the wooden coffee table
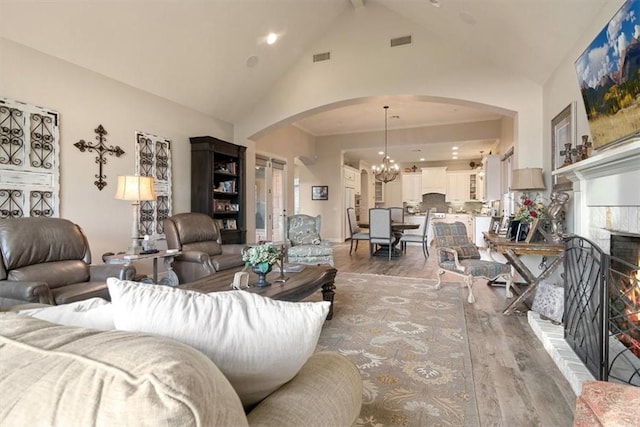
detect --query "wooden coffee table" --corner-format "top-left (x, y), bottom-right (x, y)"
top-left (178, 264), bottom-right (338, 319)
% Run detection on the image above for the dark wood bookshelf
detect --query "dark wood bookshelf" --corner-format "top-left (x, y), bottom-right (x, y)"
top-left (190, 136), bottom-right (246, 244)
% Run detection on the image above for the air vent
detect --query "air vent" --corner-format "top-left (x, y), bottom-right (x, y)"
top-left (390, 35), bottom-right (412, 47)
top-left (313, 52), bottom-right (331, 62)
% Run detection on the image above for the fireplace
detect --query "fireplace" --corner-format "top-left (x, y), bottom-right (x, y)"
top-left (607, 233), bottom-right (640, 383)
top-left (564, 234), bottom-right (639, 386)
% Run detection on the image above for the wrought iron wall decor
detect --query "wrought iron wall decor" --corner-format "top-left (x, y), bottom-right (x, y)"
top-left (135, 131), bottom-right (172, 237)
top-left (74, 124), bottom-right (124, 191)
top-left (0, 97), bottom-right (60, 218)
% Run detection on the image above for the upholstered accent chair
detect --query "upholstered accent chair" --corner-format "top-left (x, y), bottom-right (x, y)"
top-left (368, 208), bottom-right (394, 261)
top-left (432, 221), bottom-right (512, 304)
top-left (389, 207), bottom-right (404, 224)
top-left (0, 218), bottom-right (136, 306)
top-left (400, 211), bottom-right (430, 259)
top-left (346, 207), bottom-right (369, 255)
top-left (164, 213), bottom-right (245, 283)
top-left (284, 214), bottom-right (334, 266)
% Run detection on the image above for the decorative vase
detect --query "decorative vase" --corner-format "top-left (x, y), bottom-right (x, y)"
top-left (252, 263), bottom-right (273, 287)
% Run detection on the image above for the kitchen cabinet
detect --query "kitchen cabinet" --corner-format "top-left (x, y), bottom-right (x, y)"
top-left (343, 165), bottom-right (358, 189)
top-left (445, 171), bottom-right (471, 202)
top-left (482, 154), bottom-right (501, 201)
top-left (385, 180), bottom-right (403, 207)
top-left (402, 173), bottom-right (422, 202)
top-left (421, 167), bottom-right (447, 194)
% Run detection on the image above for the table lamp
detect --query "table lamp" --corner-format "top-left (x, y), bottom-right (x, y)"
top-left (115, 175), bottom-right (156, 254)
top-left (511, 168), bottom-right (545, 200)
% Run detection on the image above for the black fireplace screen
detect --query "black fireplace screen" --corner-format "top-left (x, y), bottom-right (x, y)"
top-left (564, 234), bottom-right (640, 386)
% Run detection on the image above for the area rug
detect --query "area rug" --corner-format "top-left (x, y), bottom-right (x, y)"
top-left (313, 272), bottom-right (479, 427)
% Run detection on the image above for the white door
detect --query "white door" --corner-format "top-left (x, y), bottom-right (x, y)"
top-left (255, 155), bottom-right (287, 243)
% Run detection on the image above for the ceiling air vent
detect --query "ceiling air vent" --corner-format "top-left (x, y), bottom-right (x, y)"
top-left (390, 35), bottom-right (412, 47)
top-left (313, 52), bottom-right (331, 62)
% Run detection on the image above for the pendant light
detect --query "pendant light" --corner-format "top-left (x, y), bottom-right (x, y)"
top-left (372, 105), bottom-right (399, 183)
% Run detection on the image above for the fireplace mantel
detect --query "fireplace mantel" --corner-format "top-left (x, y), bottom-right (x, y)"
top-left (553, 139), bottom-right (640, 184)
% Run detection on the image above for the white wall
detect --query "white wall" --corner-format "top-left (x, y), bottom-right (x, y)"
top-left (542, 0), bottom-right (627, 235)
top-left (235, 2), bottom-right (544, 242)
top-left (1, 39), bottom-right (232, 274)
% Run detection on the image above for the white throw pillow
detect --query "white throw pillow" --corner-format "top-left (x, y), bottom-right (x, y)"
top-left (107, 278), bottom-right (330, 408)
top-left (18, 298), bottom-right (114, 330)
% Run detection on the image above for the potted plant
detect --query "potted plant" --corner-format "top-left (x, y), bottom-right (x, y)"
top-left (242, 243), bottom-right (281, 287)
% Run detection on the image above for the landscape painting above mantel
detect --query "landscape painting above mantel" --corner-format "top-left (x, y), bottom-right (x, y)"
top-left (574, 0), bottom-right (640, 151)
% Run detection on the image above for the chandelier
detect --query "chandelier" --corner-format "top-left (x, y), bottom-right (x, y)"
top-left (372, 105), bottom-right (399, 183)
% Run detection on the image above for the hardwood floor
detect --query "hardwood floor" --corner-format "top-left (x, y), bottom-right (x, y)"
top-left (332, 241), bottom-right (576, 427)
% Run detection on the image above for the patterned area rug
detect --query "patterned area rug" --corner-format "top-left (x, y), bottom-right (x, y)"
top-left (314, 272), bottom-right (479, 427)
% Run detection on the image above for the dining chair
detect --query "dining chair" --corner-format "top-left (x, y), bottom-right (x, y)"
top-left (346, 207), bottom-right (369, 255)
top-left (399, 211), bottom-right (430, 259)
top-left (368, 208), bottom-right (394, 260)
top-left (432, 221), bottom-right (512, 303)
top-left (389, 207), bottom-right (404, 224)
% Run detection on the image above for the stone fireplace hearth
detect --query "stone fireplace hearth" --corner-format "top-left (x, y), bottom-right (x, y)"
top-left (529, 140), bottom-right (640, 395)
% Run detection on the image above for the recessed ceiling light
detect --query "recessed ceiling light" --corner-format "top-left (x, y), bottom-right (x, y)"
top-left (452, 146), bottom-right (459, 150)
top-left (378, 151), bottom-right (385, 155)
top-left (419, 158), bottom-right (425, 161)
top-left (452, 156), bottom-right (458, 160)
top-left (390, 159), bottom-right (396, 163)
top-left (267, 33), bottom-right (278, 45)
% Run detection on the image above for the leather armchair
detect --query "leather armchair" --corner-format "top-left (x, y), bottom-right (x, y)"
top-left (164, 213), bottom-right (245, 283)
top-left (0, 218), bottom-right (136, 306)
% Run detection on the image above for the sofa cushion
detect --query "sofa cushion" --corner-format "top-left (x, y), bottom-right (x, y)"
top-left (0, 312), bottom-right (249, 427)
top-left (107, 278), bottom-right (330, 408)
top-left (18, 297), bottom-right (114, 330)
top-left (8, 260), bottom-right (90, 288)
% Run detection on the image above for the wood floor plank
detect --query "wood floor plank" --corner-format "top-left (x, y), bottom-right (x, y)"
top-left (333, 241), bottom-right (576, 426)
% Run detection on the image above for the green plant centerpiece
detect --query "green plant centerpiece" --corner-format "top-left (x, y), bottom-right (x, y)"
top-left (242, 243), bottom-right (280, 287)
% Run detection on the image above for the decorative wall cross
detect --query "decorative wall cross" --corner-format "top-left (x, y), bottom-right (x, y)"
top-left (560, 142), bottom-right (573, 167)
top-left (74, 124), bottom-right (124, 190)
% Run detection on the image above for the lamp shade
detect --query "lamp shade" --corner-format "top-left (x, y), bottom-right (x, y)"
top-left (114, 175), bottom-right (156, 201)
top-left (512, 168), bottom-right (545, 191)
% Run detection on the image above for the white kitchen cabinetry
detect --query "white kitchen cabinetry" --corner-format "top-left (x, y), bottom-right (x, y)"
top-left (421, 167), bottom-right (447, 194)
top-left (445, 172), bottom-right (471, 202)
top-left (402, 173), bottom-right (422, 202)
top-left (374, 181), bottom-right (384, 204)
top-left (384, 180), bottom-right (403, 207)
top-left (343, 165), bottom-right (358, 189)
top-left (482, 154), bottom-right (501, 201)
top-left (435, 213), bottom-right (474, 242)
top-left (474, 216), bottom-right (492, 247)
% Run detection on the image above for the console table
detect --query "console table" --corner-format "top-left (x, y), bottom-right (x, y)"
top-left (483, 232), bottom-right (564, 315)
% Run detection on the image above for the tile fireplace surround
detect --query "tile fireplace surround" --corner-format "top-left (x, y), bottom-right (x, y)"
top-left (531, 140), bottom-right (640, 395)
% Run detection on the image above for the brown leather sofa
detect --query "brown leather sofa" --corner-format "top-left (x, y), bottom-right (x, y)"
top-left (164, 213), bottom-right (245, 283)
top-left (0, 218), bottom-right (136, 306)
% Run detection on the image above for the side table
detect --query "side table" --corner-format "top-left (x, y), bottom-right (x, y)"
top-left (103, 250), bottom-right (182, 286)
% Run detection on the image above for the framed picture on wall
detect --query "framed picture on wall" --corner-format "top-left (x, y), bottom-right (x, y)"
top-left (551, 102), bottom-right (575, 191)
top-left (311, 185), bottom-right (329, 201)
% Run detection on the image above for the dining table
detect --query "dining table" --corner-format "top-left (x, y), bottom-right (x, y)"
top-left (357, 222), bottom-right (419, 257)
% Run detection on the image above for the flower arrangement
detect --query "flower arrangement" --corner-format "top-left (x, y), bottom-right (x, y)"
top-left (514, 196), bottom-right (546, 223)
top-left (242, 243), bottom-right (280, 273)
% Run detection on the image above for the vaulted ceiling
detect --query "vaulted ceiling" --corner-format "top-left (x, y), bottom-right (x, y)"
top-left (0, 0), bottom-right (611, 162)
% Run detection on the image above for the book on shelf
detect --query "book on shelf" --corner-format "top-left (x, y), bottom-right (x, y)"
top-left (214, 161), bottom-right (237, 175)
top-left (213, 199), bottom-right (231, 212)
